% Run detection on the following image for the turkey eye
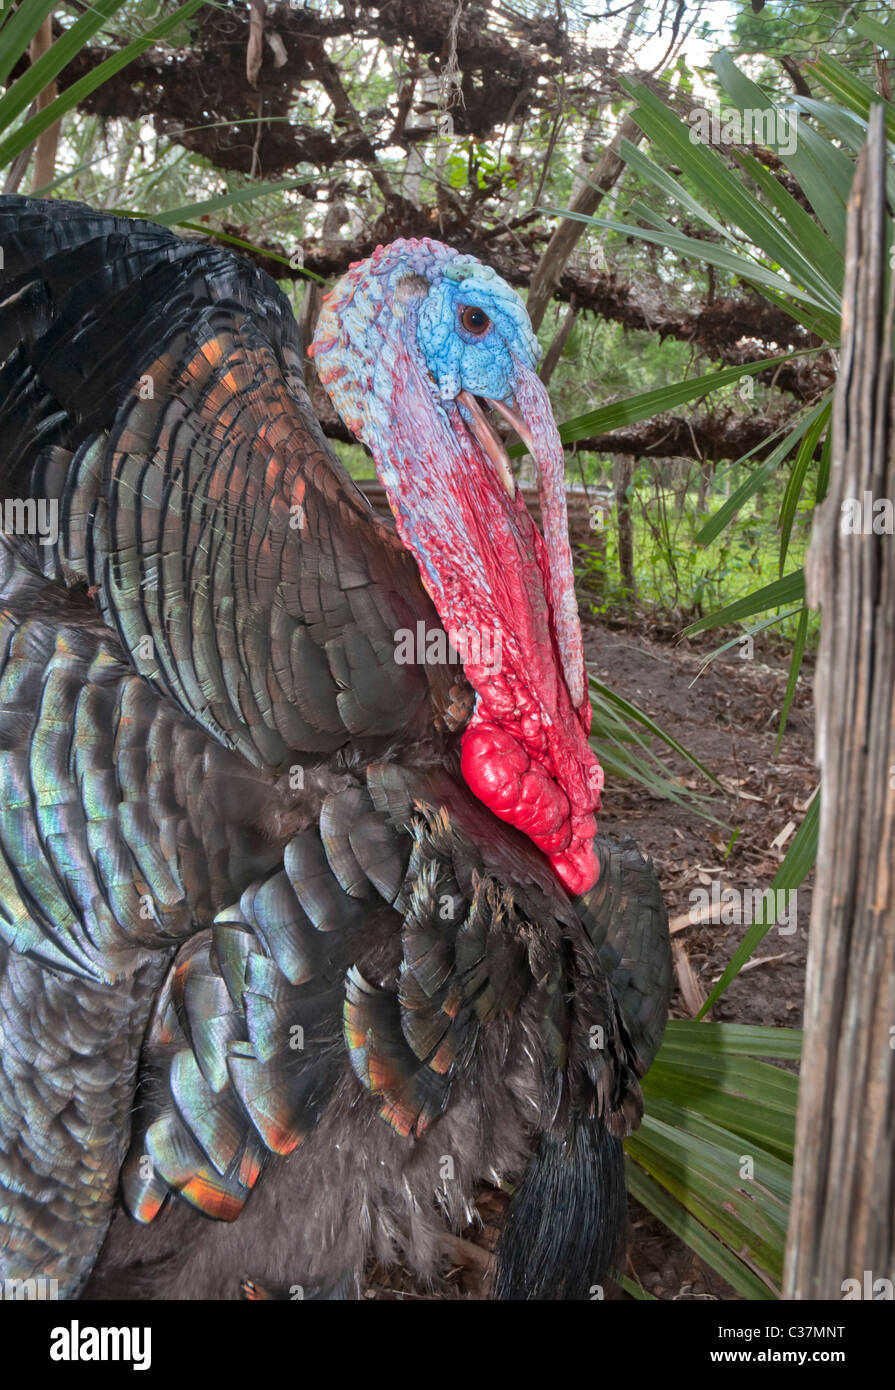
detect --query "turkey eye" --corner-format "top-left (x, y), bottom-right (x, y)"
top-left (460, 305), bottom-right (491, 336)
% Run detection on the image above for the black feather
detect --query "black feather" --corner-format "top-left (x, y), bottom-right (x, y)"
top-left (494, 1118), bottom-right (627, 1301)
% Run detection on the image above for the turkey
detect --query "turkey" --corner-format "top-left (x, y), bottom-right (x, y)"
top-left (0, 195), bottom-right (671, 1301)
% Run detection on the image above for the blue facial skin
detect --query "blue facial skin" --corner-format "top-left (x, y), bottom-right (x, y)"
top-left (416, 258), bottom-right (541, 405)
top-left (311, 240), bottom-right (543, 467)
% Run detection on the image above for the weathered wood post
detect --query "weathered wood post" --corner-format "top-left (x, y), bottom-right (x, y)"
top-left (785, 106), bottom-right (895, 1299)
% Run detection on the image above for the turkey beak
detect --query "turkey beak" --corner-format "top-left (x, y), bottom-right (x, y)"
top-left (481, 393), bottom-right (537, 458)
top-left (457, 389), bottom-right (516, 499)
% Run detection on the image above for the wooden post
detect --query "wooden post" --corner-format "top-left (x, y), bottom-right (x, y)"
top-left (785, 106), bottom-right (895, 1298)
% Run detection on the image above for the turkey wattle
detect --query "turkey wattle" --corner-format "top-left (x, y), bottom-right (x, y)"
top-left (0, 196), bottom-right (671, 1301)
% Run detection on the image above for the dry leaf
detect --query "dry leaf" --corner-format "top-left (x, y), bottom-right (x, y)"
top-left (770, 820), bottom-right (796, 850)
top-left (673, 939), bottom-right (708, 1018)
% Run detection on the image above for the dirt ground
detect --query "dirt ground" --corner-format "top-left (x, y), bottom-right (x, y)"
top-left (364, 615), bottom-right (817, 1300)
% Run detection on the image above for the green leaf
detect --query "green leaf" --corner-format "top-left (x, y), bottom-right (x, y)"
top-left (712, 51), bottom-right (855, 251)
top-left (791, 97), bottom-right (895, 211)
top-left (855, 16), bottom-right (895, 50)
top-left (593, 742), bottom-right (720, 821)
top-left (589, 675), bottom-right (720, 786)
top-left (779, 401), bottom-right (831, 572)
top-left (31, 153), bottom-right (109, 197)
top-left (619, 81), bottom-right (843, 312)
top-left (0, 0), bottom-right (128, 135)
top-left (615, 136), bottom-right (730, 240)
top-left (661, 1020), bottom-right (802, 1061)
top-left (616, 1272), bottom-right (656, 1300)
top-left (0, 0), bottom-right (59, 88)
top-left (698, 792), bottom-right (819, 1015)
top-left (624, 1161), bottom-right (778, 1299)
top-left (543, 206), bottom-right (840, 322)
top-left (628, 1116), bottom-right (786, 1285)
top-left (587, 676), bottom-right (723, 822)
top-left (171, 221), bottom-right (325, 283)
top-left (776, 607), bottom-right (809, 752)
top-left (114, 179), bottom-right (310, 227)
top-left (0, 1), bottom-right (207, 172)
top-left (696, 398), bottom-right (830, 547)
top-left (815, 421), bottom-right (833, 504)
top-left (730, 148), bottom-right (845, 296)
top-left (683, 570), bottom-right (805, 635)
top-left (625, 1022), bottom-right (802, 1296)
top-left (539, 353), bottom-right (794, 457)
top-left (646, 1051), bottom-right (798, 1122)
top-left (640, 1094), bottom-right (795, 1183)
top-left (691, 609), bottom-right (804, 679)
top-left (809, 54), bottom-right (895, 142)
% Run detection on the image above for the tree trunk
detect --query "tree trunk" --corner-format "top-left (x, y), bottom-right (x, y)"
top-left (525, 113), bottom-right (644, 334)
top-left (784, 107), bottom-right (895, 1299)
top-left (614, 454), bottom-right (636, 599)
top-left (539, 298), bottom-right (578, 386)
top-left (3, 19), bottom-right (60, 195)
top-left (31, 17), bottom-right (60, 192)
top-left (696, 459), bottom-right (714, 513)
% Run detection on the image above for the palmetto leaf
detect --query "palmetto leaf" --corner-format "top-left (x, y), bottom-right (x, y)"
top-left (711, 51), bottom-right (854, 251)
top-left (589, 676), bottom-right (720, 784)
top-left (541, 354), bottom-right (794, 457)
top-left (0, 0), bottom-right (59, 87)
top-left (111, 191), bottom-right (324, 281)
top-left (776, 607), bottom-right (809, 753)
top-left (690, 608), bottom-right (804, 679)
top-left (855, 15), bottom-right (895, 49)
top-left (683, 570), bottom-right (805, 635)
top-left (809, 54), bottom-right (895, 142)
top-left (696, 398), bottom-right (830, 548)
top-left (788, 97), bottom-right (895, 208)
top-left (624, 76), bottom-right (845, 313)
top-left (626, 1020), bottom-right (801, 1298)
top-left (543, 204), bottom-right (840, 331)
top-left (625, 1161), bottom-right (779, 1298)
top-left (779, 402), bottom-right (831, 573)
top-left (0, 1), bottom-right (207, 172)
top-left (730, 147), bottom-right (846, 296)
top-left (115, 182), bottom-right (311, 227)
top-left (587, 673), bottom-right (724, 822)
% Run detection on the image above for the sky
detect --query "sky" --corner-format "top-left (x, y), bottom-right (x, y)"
top-left (569, 0), bottom-right (739, 89)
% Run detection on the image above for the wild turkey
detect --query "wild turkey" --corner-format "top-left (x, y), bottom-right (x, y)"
top-left (0, 196), bottom-right (670, 1300)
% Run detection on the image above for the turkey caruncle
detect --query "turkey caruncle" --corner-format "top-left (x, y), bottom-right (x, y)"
top-left (0, 195), bottom-right (670, 1301)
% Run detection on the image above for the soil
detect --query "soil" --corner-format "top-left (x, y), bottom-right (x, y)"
top-left (362, 615), bottom-right (817, 1300)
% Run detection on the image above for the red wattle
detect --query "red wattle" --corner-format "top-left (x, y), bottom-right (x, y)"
top-left (461, 720), bottom-right (599, 892)
top-left (549, 838), bottom-right (599, 896)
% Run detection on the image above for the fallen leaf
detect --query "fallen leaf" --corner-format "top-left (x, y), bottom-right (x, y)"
top-left (770, 821), bottom-right (796, 850)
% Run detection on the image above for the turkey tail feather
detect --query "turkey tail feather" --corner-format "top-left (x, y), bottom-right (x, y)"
top-left (493, 1118), bottom-right (626, 1301)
